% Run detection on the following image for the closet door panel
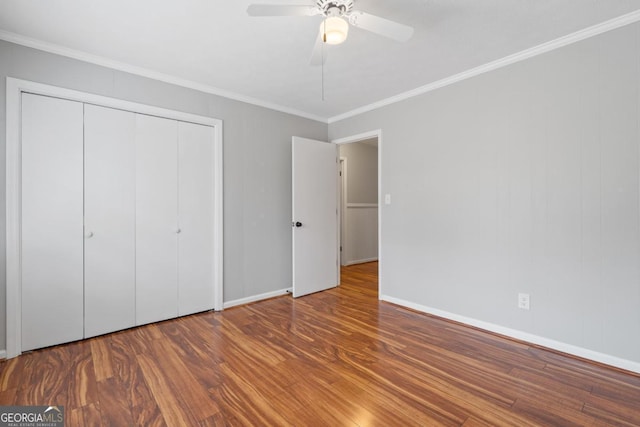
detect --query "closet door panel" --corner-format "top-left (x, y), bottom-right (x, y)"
top-left (178, 122), bottom-right (215, 315)
top-left (21, 93), bottom-right (84, 351)
top-left (84, 105), bottom-right (136, 338)
top-left (136, 114), bottom-right (179, 325)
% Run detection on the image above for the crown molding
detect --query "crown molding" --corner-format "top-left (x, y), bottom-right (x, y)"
top-left (0, 29), bottom-right (328, 124)
top-left (3, 8), bottom-right (640, 126)
top-left (328, 9), bottom-right (640, 124)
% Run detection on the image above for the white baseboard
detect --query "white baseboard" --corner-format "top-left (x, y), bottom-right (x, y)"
top-left (381, 294), bottom-right (640, 374)
top-left (0, 350), bottom-right (6, 360)
top-left (223, 288), bottom-right (291, 309)
top-left (343, 257), bottom-right (378, 266)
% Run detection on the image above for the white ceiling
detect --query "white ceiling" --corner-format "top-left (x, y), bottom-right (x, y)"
top-left (1, 1), bottom-right (640, 122)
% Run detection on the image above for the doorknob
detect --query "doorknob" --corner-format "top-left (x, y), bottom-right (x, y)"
top-left (292, 221), bottom-right (302, 228)
top-left (176, 228), bottom-right (182, 234)
top-left (85, 231), bottom-right (94, 238)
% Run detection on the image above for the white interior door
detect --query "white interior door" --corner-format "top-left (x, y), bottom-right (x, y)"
top-left (84, 105), bottom-right (136, 338)
top-left (135, 114), bottom-right (179, 325)
top-left (292, 136), bottom-right (338, 298)
top-left (178, 121), bottom-right (215, 315)
top-left (21, 93), bottom-right (84, 351)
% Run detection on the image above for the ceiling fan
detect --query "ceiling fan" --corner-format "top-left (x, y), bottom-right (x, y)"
top-left (247, 0), bottom-right (414, 65)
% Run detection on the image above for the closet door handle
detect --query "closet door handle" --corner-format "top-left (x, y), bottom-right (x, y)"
top-left (176, 228), bottom-right (182, 234)
top-left (85, 231), bottom-right (94, 238)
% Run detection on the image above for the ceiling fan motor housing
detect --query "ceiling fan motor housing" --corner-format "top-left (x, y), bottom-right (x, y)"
top-left (316, 0), bottom-right (354, 17)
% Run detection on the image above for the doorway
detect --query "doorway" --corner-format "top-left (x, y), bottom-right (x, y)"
top-left (333, 130), bottom-right (381, 296)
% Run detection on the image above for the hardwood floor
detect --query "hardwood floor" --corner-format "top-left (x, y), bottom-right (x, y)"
top-left (1, 261), bottom-right (639, 426)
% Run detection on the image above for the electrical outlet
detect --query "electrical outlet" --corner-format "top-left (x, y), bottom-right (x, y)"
top-left (518, 293), bottom-right (530, 310)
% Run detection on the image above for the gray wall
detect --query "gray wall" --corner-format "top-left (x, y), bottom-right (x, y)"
top-left (330, 23), bottom-right (640, 363)
top-left (339, 140), bottom-right (378, 204)
top-left (0, 40), bottom-right (327, 351)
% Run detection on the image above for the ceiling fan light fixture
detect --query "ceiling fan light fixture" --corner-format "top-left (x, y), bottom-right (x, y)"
top-left (322, 16), bottom-right (348, 45)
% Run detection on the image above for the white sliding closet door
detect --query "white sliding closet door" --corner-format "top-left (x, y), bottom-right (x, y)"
top-left (84, 105), bottom-right (136, 338)
top-left (178, 122), bottom-right (215, 315)
top-left (135, 114), bottom-right (179, 325)
top-left (21, 93), bottom-right (84, 351)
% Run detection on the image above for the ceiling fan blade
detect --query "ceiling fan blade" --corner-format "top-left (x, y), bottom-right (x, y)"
top-left (247, 4), bottom-right (319, 17)
top-left (348, 11), bottom-right (414, 42)
top-left (309, 29), bottom-right (327, 66)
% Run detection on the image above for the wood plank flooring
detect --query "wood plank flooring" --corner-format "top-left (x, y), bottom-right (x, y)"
top-left (1, 261), bottom-right (639, 426)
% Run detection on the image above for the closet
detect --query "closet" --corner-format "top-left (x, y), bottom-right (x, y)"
top-left (20, 92), bottom-right (217, 351)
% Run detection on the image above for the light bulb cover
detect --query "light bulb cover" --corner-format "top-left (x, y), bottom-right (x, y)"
top-left (322, 16), bottom-right (348, 45)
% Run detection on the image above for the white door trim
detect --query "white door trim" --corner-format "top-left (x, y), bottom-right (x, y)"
top-left (339, 157), bottom-right (347, 266)
top-left (5, 78), bottom-right (224, 358)
top-left (332, 130), bottom-right (382, 294)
